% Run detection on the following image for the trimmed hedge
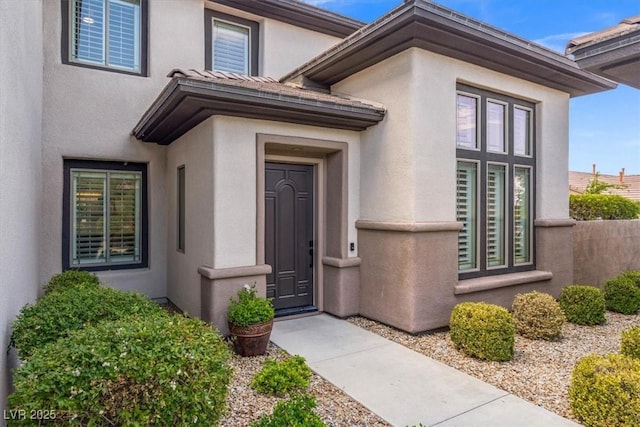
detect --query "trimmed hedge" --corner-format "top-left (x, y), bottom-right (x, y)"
top-left (252, 394), bottom-right (325, 427)
top-left (558, 285), bottom-right (606, 325)
top-left (569, 354), bottom-right (640, 427)
top-left (9, 314), bottom-right (232, 426)
top-left (251, 355), bottom-right (312, 396)
top-left (604, 277), bottom-right (640, 315)
top-left (449, 302), bottom-right (515, 361)
top-left (621, 326), bottom-right (640, 360)
top-left (569, 194), bottom-right (640, 220)
top-left (512, 291), bottom-right (565, 340)
top-left (43, 270), bottom-right (100, 295)
top-left (622, 270), bottom-right (640, 287)
top-left (11, 283), bottom-right (164, 359)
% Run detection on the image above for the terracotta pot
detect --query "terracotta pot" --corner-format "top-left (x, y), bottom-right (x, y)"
top-left (228, 319), bottom-right (274, 356)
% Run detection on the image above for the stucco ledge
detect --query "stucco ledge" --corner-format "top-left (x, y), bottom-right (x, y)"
top-left (198, 264), bottom-right (272, 280)
top-left (454, 270), bottom-right (553, 295)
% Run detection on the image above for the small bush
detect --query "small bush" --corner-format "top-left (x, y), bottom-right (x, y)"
top-left (557, 285), bottom-right (606, 325)
top-left (9, 314), bottom-right (232, 426)
top-left (449, 302), bottom-right (515, 361)
top-left (570, 194), bottom-right (640, 220)
top-left (11, 283), bottom-right (164, 359)
top-left (252, 394), bottom-right (325, 427)
top-left (43, 270), bottom-right (100, 295)
top-left (621, 326), bottom-right (640, 359)
top-left (604, 277), bottom-right (640, 315)
top-left (227, 285), bottom-right (275, 327)
top-left (251, 355), bottom-right (312, 396)
top-left (512, 291), bottom-right (565, 340)
top-left (569, 353), bottom-right (640, 427)
top-left (621, 270), bottom-right (640, 287)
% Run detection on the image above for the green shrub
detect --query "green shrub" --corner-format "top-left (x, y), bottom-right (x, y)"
top-left (511, 291), bottom-right (565, 340)
top-left (604, 277), bottom-right (640, 315)
top-left (569, 353), bottom-right (640, 427)
top-left (10, 283), bottom-right (164, 359)
top-left (557, 285), bottom-right (606, 325)
top-left (570, 194), bottom-right (640, 220)
top-left (621, 270), bottom-right (640, 287)
top-left (251, 394), bottom-right (325, 427)
top-left (9, 314), bottom-right (232, 426)
top-left (449, 302), bottom-right (515, 361)
top-left (621, 326), bottom-right (640, 359)
top-left (43, 270), bottom-right (100, 295)
top-left (251, 355), bottom-right (312, 396)
top-left (228, 285), bottom-right (275, 327)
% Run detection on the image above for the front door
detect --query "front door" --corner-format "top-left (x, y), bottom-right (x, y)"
top-left (265, 162), bottom-right (315, 314)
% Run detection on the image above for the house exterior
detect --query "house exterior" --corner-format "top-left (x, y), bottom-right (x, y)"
top-left (1, 0), bottom-right (616, 410)
top-left (567, 15), bottom-right (640, 89)
top-left (570, 168), bottom-right (640, 201)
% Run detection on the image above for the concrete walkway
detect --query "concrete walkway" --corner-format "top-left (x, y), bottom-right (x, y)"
top-left (271, 314), bottom-right (580, 427)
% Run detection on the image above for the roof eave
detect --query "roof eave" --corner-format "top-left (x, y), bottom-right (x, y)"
top-left (209, 0), bottom-right (364, 38)
top-left (132, 78), bottom-right (385, 145)
top-left (282, 1), bottom-right (616, 97)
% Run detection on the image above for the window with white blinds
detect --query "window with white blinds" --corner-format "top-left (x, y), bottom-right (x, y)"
top-left (71, 170), bottom-right (141, 266)
top-left (456, 84), bottom-right (535, 277)
top-left (487, 164), bottom-right (506, 268)
top-left (70, 0), bottom-right (141, 72)
top-left (212, 20), bottom-right (250, 74)
top-left (457, 162), bottom-right (478, 271)
top-left (64, 160), bottom-right (147, 271)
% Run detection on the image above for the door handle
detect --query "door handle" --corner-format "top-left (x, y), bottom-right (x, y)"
top-left (309, 240), bottom-right (313, 268)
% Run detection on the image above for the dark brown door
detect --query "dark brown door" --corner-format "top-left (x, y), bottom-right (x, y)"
top-left (265, 162), bottom-right (315, 313)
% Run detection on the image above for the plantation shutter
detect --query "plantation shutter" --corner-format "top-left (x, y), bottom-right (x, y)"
top-left (213, 20), bottom-right (249, 74)
top-left (73, 0), bottom-right (105, 64)
top-left (514, 167), bottom-right (531, 264)
top-left (487, 164), bottom-right (506, 267)
top-left (456, 162), bottom-right (477, 271)
top-left (108, 0), bottom-right (139, 70)
top-left (71, 170), bottom-right (141, 266)
top-left (109, 173), bottom-right (141, 263)
top-left (72, 171), bottom-right (107, 265)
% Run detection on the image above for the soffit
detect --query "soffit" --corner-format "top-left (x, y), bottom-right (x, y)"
top-left (209, 0), bottom-right (364, 38)
top-left (282, 0), bottom-right (616, 97)
top-left (132, 70), bottom-right (386, 145)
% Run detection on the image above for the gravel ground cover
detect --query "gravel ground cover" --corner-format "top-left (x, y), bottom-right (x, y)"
top-left (220, 343), bottom-right (390, 427)
top-left (348, 312), bottom-right (640, 421)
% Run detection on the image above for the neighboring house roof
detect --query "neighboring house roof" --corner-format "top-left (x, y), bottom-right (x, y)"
top-left (569, 170), bottom-right (640, 201)
top-left (566, 16), bottom-right (640, 89)
top-left (132, 69), bottom-right (386, 144)
top-left (210, 0), bottom-right (364, 38)
top-left (282, 0), bottom-right (616, 97)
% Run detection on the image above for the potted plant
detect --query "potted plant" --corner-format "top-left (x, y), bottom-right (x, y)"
top-left (227, 284), bottom-right (275, 356)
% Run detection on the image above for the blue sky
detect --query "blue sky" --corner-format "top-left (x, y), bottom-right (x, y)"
top-left (303, 0), bottom-right (640, 175)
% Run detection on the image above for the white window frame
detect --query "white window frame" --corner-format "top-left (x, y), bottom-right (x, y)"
top-left (456, 92), bottom-right (482, 151)
top-left (212, 18), bottom-right (251, 75)
top-left (456, 160), bottom-right (481, 272)
top-left (513, 105), bottom-right (534, 158)
top-left (513, 165), bottom-right (533, 266)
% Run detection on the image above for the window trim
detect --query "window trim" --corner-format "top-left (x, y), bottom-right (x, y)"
top-left (62, 159), bottom-right (149, 271)
top-left (456, 91), bottom-right (481, 151)
top-left (456, 159), bottom-right (481, 273)
top-left (456, 83), bottom-right (536, 279)
top-left (177, 165), bottom-right (185, 253)
top-left (61, 0), bottom-right (149, 76)
top-left (204, 9), bottom-right (259, 75)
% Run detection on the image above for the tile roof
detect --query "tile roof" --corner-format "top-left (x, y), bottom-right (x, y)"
top-left (569, 171), bottom-right (640, 201)
top-left (566, 16), bottom-right (640, 55)
top-left (168, 69), bottom-right (386, 113)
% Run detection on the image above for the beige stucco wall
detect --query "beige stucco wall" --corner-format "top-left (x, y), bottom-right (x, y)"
top-left (334, 47), bottom-right (572, 223)
top-left (166, 115), bottom-right (361, 317)
top-left (165, 118), bottom-right (215, 316)
top-left (574, 220), bottom-right (640, 286)
top-left (0, 0), bottom-right (43, 413)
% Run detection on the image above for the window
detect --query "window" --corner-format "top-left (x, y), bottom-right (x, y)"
top-left (456, 84), bottom-right (535, 278)
top-left (177, 165), bottom-right (185, 252)
top-left (62, 0), bottom-right (148, 75)
top-left (204, 10), bottom-right (258, 75)
top-left (63, 160), bottom-right (148, 270)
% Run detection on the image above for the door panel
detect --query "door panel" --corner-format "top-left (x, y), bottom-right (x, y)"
top-left (265, 162), bottom-right (314, 311)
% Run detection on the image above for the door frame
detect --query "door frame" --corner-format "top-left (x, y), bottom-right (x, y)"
top-left (256, 134), bottom-right (351, 317)
top-left (264, 156), bottom-right (324, 312)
